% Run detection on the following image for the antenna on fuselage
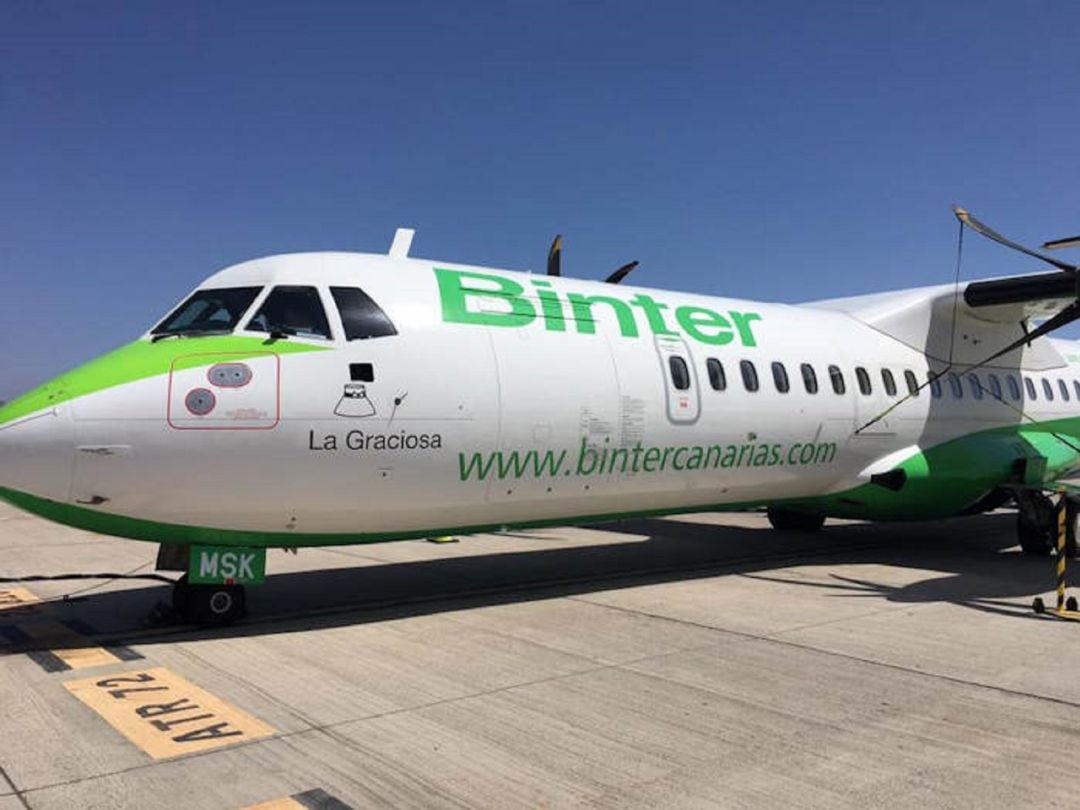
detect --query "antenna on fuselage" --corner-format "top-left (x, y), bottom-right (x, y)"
top-left (389, 228), bottom-right (416, 259)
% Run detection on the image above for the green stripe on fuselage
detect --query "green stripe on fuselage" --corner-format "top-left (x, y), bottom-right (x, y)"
top-left (0, 336), bottom-right (328, 426)
top-left (805, 418), bottom-right (1080, 520)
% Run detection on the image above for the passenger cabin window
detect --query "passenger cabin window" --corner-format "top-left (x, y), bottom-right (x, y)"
top-left (988, 374), bottom-right (1002, 400)
top-left (801, 363), bottom-right (818, 394)
top-left (706, 358), bottom-right (726, 391)
top-left (968, 374), bottom-right (983, 400)
top-left (330, 287), bottom-right (397, 340)
top-left (1007, 375), bottom-right (1022, 400)
top-left (1060, 380), bottom-right (1071, 402)
top-left (669, 356), bottom-right (691, 391)
top-left (1025, 377), bottom-right (1037, 400)
top-left (741, 360), bottom-right (759, 392)
top-left (1042, 378), bottom-right (1054, 401)
top-left (948, 373), bottom-right (963, 399)
top-left (929, 372), bottom-right (942, 398)
top-left (881, 369), bottom-right (897, 396)
top-left (828, 365), bottom-right (846, 395)
top-left (247, 286), bottom-right (332, 340)
top-left (152, 286), bottom-right (262, 337)
top-left (855, 367), bottom-right (872, 396)
top-left (904, 370), bottom-right (919, 396)
top-left (772, 362), bottom-right (790, 393)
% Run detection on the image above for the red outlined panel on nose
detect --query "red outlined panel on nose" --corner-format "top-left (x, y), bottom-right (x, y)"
top-left (167, 352), bottom-right (279, 430)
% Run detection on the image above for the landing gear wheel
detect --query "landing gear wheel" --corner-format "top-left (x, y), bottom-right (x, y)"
top-left (1017, 511), bottom-right (1055, 556)
top-left (190, 584), bottom-right (246, 627)
top-left (1067, 596), bottom-right (1078, 613)
top-left (766, 507), bottom-right (826, 532)
top-left (172, 576), bottom-right (246, 626)
top-left (1033, 597), bottom-right (1046, 614)
top-left (1016, 500), bottom-right (1079, 557)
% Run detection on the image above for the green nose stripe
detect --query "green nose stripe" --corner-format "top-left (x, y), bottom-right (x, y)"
top-left (0, 336), bottom-right (328, 426)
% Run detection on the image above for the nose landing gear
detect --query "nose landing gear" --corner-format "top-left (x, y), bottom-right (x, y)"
top-left (156, 543), bottom-right (261, 627)
top-left (171, 575), bottom-right (247, 627)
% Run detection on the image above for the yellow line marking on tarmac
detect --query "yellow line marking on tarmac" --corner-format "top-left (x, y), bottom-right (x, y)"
top-left (243, 789), bottom-right (352, 809)
top-left (64, 666), bottom-right (276, 759)
top-left (0, 585), bottom-right (129, 670)
top-left (16, 619), bottom-right (122, 669)
top-left (0, 586), bottom-right (42, 615)
top-left (244, 799), bottom-right (305, 810)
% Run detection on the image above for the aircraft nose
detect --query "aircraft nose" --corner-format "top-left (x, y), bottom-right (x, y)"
top-left (0, 404), bottom-right (75, 504)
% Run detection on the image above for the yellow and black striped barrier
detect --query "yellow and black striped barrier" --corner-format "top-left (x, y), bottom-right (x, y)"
top-left (1033, 489), bottom-right (1080, 619)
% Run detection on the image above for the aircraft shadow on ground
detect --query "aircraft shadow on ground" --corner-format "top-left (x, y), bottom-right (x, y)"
top-left (1, 512), bottom-right (1065, 651)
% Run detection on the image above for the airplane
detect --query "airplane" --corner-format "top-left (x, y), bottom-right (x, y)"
top-left (3, 208), bottom-right (1080, 626)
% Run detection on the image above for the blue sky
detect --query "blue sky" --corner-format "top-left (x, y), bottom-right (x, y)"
top-left (3, 1), bottom-right (1079, 399)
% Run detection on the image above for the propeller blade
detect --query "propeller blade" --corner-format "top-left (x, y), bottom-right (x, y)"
top-left (953, 206), bottom-right (1076, 273)
top-left (547, 235), bottom-right (562, 277)
top-left (604, 260), bottom-right (638, 284)
top-left (1044, 236), bottom-right (1080, 251)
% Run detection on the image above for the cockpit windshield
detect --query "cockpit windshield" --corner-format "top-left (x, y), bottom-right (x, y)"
top-left (246, 285), bottom-right (333, 340)
top-left (151, 287), bottom-right (262, 338)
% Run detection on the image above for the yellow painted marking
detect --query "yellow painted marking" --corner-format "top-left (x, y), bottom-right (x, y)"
top-left (64, 666), bottom-right (275, 759)
top-left (17, 619), bottom-right (121, 669)
top-left (243, 799), bottom-right (305, 810)
top-left (0, 586), bottom-right (42, 615)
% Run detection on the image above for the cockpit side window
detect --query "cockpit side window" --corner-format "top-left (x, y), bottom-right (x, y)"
top-left (330, 287), bottom-right (398, 340)
top-left (152, 287), bottom-right (262, 336)
top-left (246, 286), bottom-right (332, 340)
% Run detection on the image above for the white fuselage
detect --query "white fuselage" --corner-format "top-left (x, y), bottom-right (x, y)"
top-left (24, 250), bottom-right (1075, 544)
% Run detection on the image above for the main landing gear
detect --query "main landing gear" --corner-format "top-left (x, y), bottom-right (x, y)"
top-left (766, 507), bottom-right (826, 532)
top-left (1015, 489), bottom-right (1078, 558)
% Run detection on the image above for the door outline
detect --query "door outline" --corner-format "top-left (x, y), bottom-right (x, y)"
top-left (654, 335), bottom-right (701, 425)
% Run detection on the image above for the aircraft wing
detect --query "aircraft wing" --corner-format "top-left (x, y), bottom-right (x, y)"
top-left (806, 271), bottom-right (1079, 370)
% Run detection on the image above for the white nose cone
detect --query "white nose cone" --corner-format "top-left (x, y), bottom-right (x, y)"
top-left (0, 406), bottom-right (75, 504)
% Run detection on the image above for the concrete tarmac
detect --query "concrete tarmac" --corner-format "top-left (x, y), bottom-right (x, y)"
top-left (3, 502), bottom-right (1080, 808)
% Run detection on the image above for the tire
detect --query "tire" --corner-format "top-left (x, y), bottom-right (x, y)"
top-left (1017, 506), bottom-right (1080, 557)
top-left (1017, 512), bottom-right (1054, 556)
top-left (189, 584), bottom-right (247, 627)
top-left (767, 507), bottom-right (826, 533)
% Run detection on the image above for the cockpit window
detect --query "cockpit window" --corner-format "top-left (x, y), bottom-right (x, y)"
top-left (331, 287), bottom-right (398, 340)
top-left (246, 286), bottom-right (332, 340)
top-left (152, 287), bottom-right (262, 336)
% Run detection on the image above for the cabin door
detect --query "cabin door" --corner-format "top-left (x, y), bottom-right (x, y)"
top-left (654, 335), bottom-right (700, 425)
